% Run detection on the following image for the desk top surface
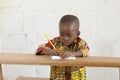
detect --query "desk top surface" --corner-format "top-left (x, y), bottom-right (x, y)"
top-left (0, 53), bottom-right (120, 67)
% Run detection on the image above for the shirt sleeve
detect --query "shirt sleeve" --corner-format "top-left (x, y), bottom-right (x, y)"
top-left (78, 39), bottom-right (89, 57)
top-left (36, 40), bottom-right (54, 55)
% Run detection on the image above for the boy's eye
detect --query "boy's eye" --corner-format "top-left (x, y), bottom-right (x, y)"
top-left (67, 34), bottom-right (72, 37)
top-left (60, 34), bottom-right (64, 36)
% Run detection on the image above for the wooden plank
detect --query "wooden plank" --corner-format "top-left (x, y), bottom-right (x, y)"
top-left (16, 76), bottom-right (49, 80)
top-left (0, 53), bottom-right (120, 67)
top-left (0, 64), bottom-right (3, 80)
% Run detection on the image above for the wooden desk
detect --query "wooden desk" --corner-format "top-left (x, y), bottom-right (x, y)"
top-left (0, 53), bottom-right (120, 80)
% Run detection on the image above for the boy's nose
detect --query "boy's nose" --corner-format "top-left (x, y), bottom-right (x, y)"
top-left (64, 37), bottom-right (69, 40)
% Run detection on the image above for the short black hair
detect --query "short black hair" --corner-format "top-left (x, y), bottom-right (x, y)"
top-left (59, 15), bottom-right (79, 30)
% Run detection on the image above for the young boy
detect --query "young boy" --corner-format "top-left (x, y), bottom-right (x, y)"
top-left (36, 15), bottom-right (89, 80)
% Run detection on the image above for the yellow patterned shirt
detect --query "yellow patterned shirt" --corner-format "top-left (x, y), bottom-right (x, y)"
top-left (36, 37), bottom-right (89, 80)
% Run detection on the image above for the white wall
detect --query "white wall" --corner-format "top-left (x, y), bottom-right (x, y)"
top-left (0, 0), bottom-right (120, 80)
top-left (0, 27), bottom-right (1, 52)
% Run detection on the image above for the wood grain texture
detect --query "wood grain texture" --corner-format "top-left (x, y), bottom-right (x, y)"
top-left (0, 53), bottom-right (120, 67)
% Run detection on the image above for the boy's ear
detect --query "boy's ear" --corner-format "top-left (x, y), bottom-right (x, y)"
top-left (77, 31), bottom-right (80, 36)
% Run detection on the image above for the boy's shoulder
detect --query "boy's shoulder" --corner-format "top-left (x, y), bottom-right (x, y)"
top-left (76, 37), bottom-right (81, 43)
top-left (52, 36), bottom-right (60, 41)
top-left (54, 36), bottom-right (60, 39)
top-left (50, 36), bottom-right (61, 43)
top-left (77, 37), bottom-right (86, 43)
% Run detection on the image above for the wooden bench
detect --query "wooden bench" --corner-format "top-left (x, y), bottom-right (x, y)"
top-left (0, 53), bottom-right (120, 80)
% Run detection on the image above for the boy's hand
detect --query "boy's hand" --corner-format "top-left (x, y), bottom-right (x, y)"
top-left (51, 50), bottom-right (60, 56)
top-left (42, 49), bottom-right (60, 56)
top-left (60, 51), bottom-right (75, 58)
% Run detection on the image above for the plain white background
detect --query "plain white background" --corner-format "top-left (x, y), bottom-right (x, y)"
top-left (0, 0), bottom-right (120, 80)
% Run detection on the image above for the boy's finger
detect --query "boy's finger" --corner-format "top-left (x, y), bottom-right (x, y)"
top-left (55, 51), bottom-right (61, 55)
top-left (60, 52), bottom-right (64, 57)
top-left (62, 53), bottom-right (67, 58)
top-left (56, 53), bottom-right (60, 56)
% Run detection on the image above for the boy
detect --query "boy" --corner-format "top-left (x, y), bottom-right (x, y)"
top-left (36, 15), bottom-right (89, 80)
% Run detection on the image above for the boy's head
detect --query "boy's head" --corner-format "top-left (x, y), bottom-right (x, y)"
top-left (59, 15), bottom-right (80, 46)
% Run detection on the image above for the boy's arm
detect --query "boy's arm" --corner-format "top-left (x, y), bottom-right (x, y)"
top-left (73, 50), bottom-right (83, 57)
top-left (36, 44), bottom-right (45, 55)
top-left (60, 51), bottom-right (83, 58)
top-left (78, 39), bottom-right (89, 57)
top-left (36, 39), bottom-right (59, 56)
top-left (60, 39), bottom-right (89, 58)
top-left (36, 40), bottom-right (54, 55)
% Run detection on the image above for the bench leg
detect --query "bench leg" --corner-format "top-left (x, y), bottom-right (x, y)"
top-left (0, 64), bottom-right (3, 80)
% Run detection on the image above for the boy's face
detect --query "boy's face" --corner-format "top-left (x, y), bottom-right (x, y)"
top-left (59, 22), bottom-right (79, 46)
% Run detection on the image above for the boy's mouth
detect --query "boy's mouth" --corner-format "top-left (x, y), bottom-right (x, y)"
top-left (63, 42), bottom-right (71, 45)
